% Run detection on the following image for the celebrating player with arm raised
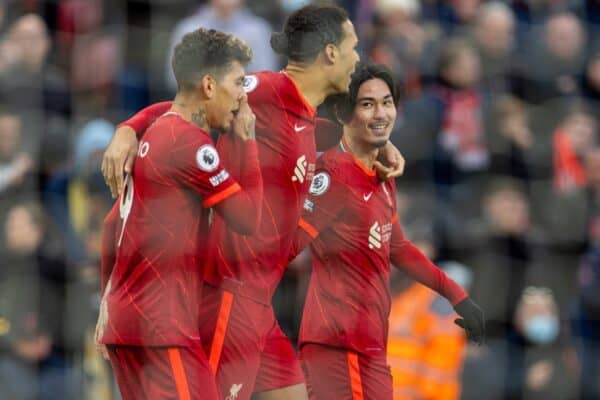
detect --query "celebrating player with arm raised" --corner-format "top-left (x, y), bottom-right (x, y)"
top-left (288, 64), bottom-right (485, 399)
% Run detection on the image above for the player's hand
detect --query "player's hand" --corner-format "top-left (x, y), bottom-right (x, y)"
top-left (101, 125), bottom-right (139, 198)
top-left (94, 296), bottom-right (110, 360)
top-left (454, 297), bottom-right (485, 345)
top-left (374, 141), bottom-right (405, 180)
top-left (231, 96), bottom-right (256, 141)
top-left (96, 343), bottom-right (109, 360)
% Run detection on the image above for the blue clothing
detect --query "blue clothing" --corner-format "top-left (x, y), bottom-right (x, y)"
top-left (165, 6), bottom-right (277, 90)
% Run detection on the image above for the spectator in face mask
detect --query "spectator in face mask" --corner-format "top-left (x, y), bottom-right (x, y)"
top-left (511, 286), bottom-right (579, 400)
top-left (515, 287), bottom-right (560, 346)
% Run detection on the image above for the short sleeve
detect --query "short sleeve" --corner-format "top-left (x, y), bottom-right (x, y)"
top-left (298, 165), bottom-right (346, 238)
top-left (170, 130), bottom-right (240, 208)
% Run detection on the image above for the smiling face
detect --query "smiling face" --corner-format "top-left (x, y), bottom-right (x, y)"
top-left (206, 61), bottom-right (246, 132)
top-left (345, 78), bottom-right (397, 149)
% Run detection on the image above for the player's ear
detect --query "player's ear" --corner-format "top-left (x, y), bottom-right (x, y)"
top-left (323, 43), bottom-right (337, 65)
top-left (199, 74), bottom-right (216, 99)
top-left (333, 104), bottom-right (345, 126)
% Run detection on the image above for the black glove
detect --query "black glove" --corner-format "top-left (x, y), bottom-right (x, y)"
top-left (454, 297), bottom-right (485, 345)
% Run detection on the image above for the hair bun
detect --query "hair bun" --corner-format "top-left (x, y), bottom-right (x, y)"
top-left (270, 32), bottom-right (289, 54)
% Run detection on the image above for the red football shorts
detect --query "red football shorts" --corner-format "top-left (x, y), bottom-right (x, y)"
top-left (299, 343), bottom-right (393, 400)
top-left (107, 345), bottom-right (219, 400)
top-left (253, 320), bottom-right (305, 392)
top-left (200, 284), bottom-right (304, 400)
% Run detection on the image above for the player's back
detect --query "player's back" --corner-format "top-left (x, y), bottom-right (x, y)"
top-left (205, 71), bottom-right (317, 303)
top-left (102, 113), bottom-right (214, 347)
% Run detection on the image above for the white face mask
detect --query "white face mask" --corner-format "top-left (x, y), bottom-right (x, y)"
top-left (523, 315), bottom-right (559, 345)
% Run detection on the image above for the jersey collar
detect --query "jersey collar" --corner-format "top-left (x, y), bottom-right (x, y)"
top-left (280, 71), bottom-right (316, 118)
top-left (339, 137), bottom-right (376, 177)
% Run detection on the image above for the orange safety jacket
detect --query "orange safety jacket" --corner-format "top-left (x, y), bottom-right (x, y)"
top-left (387, 283), bottom-right (466, 400)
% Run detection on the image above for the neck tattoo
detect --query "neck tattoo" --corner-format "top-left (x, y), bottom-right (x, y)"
top-left (191, 109), bottom-right (207, 129)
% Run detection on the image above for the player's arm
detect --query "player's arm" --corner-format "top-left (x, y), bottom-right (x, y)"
top-left (390, 222), bottom-right (485, 344)
top-left (173, 98), bottom-right (263, 234)
top-left (374, 142), bottom-right (405, 179)
top-left (101, 101), bottom-right (172, 197)
top-left (211, 96), bottom-right (263, 233)
top-left (289, 168), bottom-right (345, 260)
top-left (174, 140), bottom-right (263, 235)
top-left (211, 139), bottom-right (263, 234)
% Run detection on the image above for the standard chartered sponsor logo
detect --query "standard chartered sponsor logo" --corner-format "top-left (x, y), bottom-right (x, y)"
top-left (368, 221), bottom-right (393, 250)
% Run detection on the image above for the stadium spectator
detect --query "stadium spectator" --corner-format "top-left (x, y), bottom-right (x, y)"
top-left (486, 95), bottom-right (533, 183)
top-left (470, 2), bottom-right (516, 96)
top-left (512, 12), bottom-right (586, 105)
top-left (465, 179), bottom-right (534, 339)
top-left (366, 0), bottom-right (428, 96)
top-left (0, 202), bottom-right (73, 400)
top-left (164, 0), bottom-right (277, 91)
top-left (0, 13), bottom-right (69, 159)
top-left (513, 287), bottom-right (579, 399)
top-left (531, 103), bottom-right (597, 308)
top-left (436, 0), bottom-right (483, 36)
top-left (0, 107), bottom-right (34, 202)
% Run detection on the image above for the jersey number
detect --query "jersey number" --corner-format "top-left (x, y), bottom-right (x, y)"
top-left (118, 174), bottom-right (134, 246)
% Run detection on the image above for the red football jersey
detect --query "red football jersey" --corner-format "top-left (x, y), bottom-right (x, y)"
top-left (99, 113), bottom-right (242, 346)
top-left (204, 71), bottom-right (317, 302)
top-left (293, 141), bottom-right (467, 355)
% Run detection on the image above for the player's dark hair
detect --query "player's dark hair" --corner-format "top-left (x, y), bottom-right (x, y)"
top-left (334, 63), bottom-right (399, 124)
top-left (270, 3), bottom-right (349, 63)
top-left (172, 28), bottom-right (252, 92)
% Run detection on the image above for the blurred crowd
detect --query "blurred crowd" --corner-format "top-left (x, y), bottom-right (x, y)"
top-left (0, 0), bottom-right (598, 399)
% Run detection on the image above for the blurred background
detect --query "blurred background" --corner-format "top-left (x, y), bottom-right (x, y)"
top-left (0, 0), bottom-right (598, 399)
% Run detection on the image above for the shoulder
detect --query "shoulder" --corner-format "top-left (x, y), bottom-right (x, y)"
top-left (318, 147), bottom-right (351, 173)
top-left (162, 117), bottom-right (213, 148)
top-left (245, 71), bottom-right (287, 94)
top-left (244, 71), bottom-right (281, 106)
top-left (309, 148), bottom-right (352, 194)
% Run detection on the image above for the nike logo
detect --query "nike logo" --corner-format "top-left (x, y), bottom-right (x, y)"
top-left (363, 192), bottom-right (373, 201)
top-left (294, 124), bottom-right (307, 132)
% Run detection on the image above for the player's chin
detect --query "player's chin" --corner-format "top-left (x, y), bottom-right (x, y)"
top-left (220, 117), bottom-right (234, 133)
top-left (367, 126), bottom-right (392, 143)
top-left (371, 138), bottom-right (389, 149)
top-left (367, 130), bottom-right (391, 148)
